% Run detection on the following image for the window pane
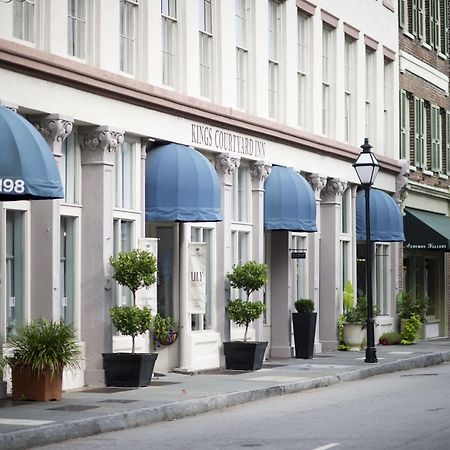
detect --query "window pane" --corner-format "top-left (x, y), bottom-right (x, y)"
top-left (13, 0), bottom-right (35, 42)
top-left (60, 216), bottom-right (76, 325)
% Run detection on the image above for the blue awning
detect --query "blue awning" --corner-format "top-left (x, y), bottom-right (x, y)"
top-left (356, 189), bottom-right (404, 242)
top-left (145, 143), bottom-right (222, 222)
top-left (264, 165), bottom-right (317, 232)
top-left (0, 106), bottom-right (64, 200)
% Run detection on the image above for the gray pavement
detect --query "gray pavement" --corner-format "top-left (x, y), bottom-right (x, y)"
top-left (1, 338), bottom-right (450, 450)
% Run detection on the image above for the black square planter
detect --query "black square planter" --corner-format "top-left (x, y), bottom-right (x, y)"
top-left (102, 353), bottom-right (158, 387)
top-left (223, 341), bottom-right (268, 370)
top-left (292, 312), bottom-right (317, 359)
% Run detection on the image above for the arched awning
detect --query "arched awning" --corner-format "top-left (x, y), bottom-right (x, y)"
top-left (264, 165), bottom-right (317, 232)
top-left (145, 143), bottom-right (222, 222)
top-left (0, 106), bottom-right (63, 200)
top-left (356, 189), bottom-right (404, 242)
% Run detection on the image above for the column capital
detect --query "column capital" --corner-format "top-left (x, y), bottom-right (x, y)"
top-left (80, 126), bottom-right (125, 153)
top-left (323, 178), bottom-right (347, 199)
top-left (215, 153), bottom-right (240, 176)
top-left (307, 173), bottom-right (327, 200)
top-left (250, 161), bottom-right (271, 185)
top-left (33, 114), bottom-right (74, 154)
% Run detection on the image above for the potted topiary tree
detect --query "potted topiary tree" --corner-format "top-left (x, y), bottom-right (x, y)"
top-left (223, 261), bottom-right (268, 370)
top-left (103, 249), bottom-right (158, 387)
top-left (5, 319), bottom-right (81, 401)
top-left (292, 299), bottom-right (316, 359)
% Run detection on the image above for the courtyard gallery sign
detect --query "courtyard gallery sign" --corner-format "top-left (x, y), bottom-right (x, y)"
top-left (191, 123), bottom-right (266, 160)
top-left (188, 242), bottom-right (207, 314)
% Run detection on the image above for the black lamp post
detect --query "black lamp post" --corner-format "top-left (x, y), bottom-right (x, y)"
top-left (353, 138), bottom-right (380, 364)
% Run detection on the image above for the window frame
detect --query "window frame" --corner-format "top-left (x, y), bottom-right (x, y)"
top-left (161, 0), bottom-right (178, 88)
top-left (119, 0), bottom-right (138, 75)
top-left (68, 0), bottom-right (87, 59)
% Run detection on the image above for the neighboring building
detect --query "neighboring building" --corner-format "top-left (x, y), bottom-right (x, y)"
top-left (398, 0), bottom-right (450, 339)
top-left (0, 0), bottom-right (404, 390)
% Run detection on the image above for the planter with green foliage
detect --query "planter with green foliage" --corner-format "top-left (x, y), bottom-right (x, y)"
top-left (103, 249), bottom-right (158, 387)
top-left (5, 319), bottom-right (81, 401)
top-left (292, 299), bottom-right (316, 359)
top-left (224, 261), bottom-right (268, 370)
top-left (152, 314), bottom-right (178, 350)
top-left (396, 291), bottom-right (427, 344)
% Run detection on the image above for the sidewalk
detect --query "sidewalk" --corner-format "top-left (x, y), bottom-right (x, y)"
top-left (1, 338), bottom-right (450, 450)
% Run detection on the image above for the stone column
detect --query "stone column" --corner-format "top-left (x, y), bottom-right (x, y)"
top-left (307, 173), bottom-right (327, 353)
top-left (215, 153), bottom-right (240, 348)
top-left (79, 126), bottom-right (124, 386)
top-left (250, 161), bottom-right (271, 342)
top-left (319, 178), bottom-right (347, 351)
top-left (32, 115), bottom-right (73, 321)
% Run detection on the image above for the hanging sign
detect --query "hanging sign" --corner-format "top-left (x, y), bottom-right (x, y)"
top-left (135, 238), bottom-right (158, 312)
top-left (188, 242), bottom-right (207, 314)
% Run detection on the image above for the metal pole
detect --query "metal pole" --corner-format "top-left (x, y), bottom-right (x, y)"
top-left (365, 185), bottom-right (377, 363)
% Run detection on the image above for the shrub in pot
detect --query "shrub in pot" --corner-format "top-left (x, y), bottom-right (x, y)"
top-left (5, 319), bottom-right (81, 401)
top-left (396, 291), bottom-right (427, 344)
top-left (292, 299), bottom-right (316, 359)
top-left (224, 261), bottom-right (268, 370)
top-left (104, 249), bottom-right (158, 387)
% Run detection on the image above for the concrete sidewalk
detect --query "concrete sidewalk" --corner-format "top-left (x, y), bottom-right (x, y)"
top-left (1, 338), bottom-right (450, 450)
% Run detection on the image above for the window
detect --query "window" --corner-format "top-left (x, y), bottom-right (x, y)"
top-left (446, 111), bottom-right (450, 175)
top-left (365, 48), bottom-right (376, 142)
top-left (414, 96), bottom-right (425, 168)
top-left (114, 140), bottom-right (134, 209)
top-left (383, 59), bottom-right (393, 154)
top-left (411, 0), bottom-right (425, 39)
top-left (162, 0), bottom-right (177, 87)
top-left (112, 219), bottom-right (133, 306)
top-left (60, 130), bottom-right (78, 204)
top-left (68, 0), bottom-right (86, 58)
top-left (268, 0), bottom-right (280, 119)
top-left (400, 90), bottom-right (410, 160)
top-left (190, 226), bottom-right (215, 330)
top-left (232, 164), bottom-right (250, 223)
top-left (13, 0), bottom-right (35, 43)
top-left (344, 37), bottom-right (355, 143)
top-left (291, 234), bottom-right (307, 302)
top-left (60, 216), bottom-right (76, 325)
top-left (120, 0), bottom-right (138, 74)
top-left (199, 0), bottom-right (213, 98)
top-left (297, 12), bottom-right (310, 129)
top-left (430, 104), bottom-right (441, 172)
top-left (375, 244), bottom-right (390, 314)
top-left (443, 0), bottom-right (449, 56)
top-left (236, 0), bottom-right (249, 111)
top-left (429, 0), bottom-right (440, 49)
top-left (322, 25), bottom-right (335, 136)
top-left (6, 210), bottom-right (24, 337)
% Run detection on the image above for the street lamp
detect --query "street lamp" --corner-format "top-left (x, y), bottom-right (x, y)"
top-left (353, 138), bottom-right (380, 364)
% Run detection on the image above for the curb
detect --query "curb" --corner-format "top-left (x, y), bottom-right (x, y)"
top-left (1, 351), bottom-right (450, 450)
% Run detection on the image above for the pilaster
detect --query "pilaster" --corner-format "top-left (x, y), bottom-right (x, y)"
top-left (215, 153), bottom-right (240, 351)
top-left (79, 125), bottom-right (124, 386)
top-left (31, 114), bottom-right (74, 321)
top-left (250, 161), bottom-right (271, 342)
top-left (319, 178), bottom-right (347, 351)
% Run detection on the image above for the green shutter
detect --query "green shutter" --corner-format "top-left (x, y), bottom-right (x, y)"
top-left (399, 0), bottom-right (405, 28)
top-left (444, 0), bottom-right (449, 56)
top-left (418, 0), bottom-right (424, 39)
top-left (430, 105), bottom-right (441, 172)
top-left (412, 0), bottom-right (418, 35)
top-left (414, 97), bottom-right (422, 167)
top-left (446, 111), bottom-right (450, 174)
top-left (400, 90), bottom-right (407, 159)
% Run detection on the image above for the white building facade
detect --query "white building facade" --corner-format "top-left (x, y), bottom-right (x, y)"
top-left (0, 0), bottom-right (404, 389)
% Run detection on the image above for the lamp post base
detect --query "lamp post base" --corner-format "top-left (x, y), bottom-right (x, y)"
top-left (365, 347), bottom-right (378, 363)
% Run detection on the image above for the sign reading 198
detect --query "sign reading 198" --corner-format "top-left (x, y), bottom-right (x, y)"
top-left (0, 179), bottom-right (26, 194)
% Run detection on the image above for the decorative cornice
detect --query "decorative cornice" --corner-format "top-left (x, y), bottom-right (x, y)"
top-left (250, 161), bottom-right (271, 183)
top-left (80, 126), bottom-right (125, 153)
top-left (33, 115), bottom-right (73, 146)
top-left (215, 153), bottom-right (240, 176)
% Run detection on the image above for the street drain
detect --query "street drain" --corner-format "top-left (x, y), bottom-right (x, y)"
top-left (400, 373), bottom-right (438, 377)
top-left (98, 399), bottom-right (138, 404)
top-left (47, 405), bottom-right (100, 412)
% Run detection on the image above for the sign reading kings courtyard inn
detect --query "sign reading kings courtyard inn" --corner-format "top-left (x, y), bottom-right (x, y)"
top-left (191, 123), bottom-right (266, 160)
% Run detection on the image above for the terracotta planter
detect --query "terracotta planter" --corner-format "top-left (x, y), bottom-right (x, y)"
top-left (12, 365), bottom-right (63, 401)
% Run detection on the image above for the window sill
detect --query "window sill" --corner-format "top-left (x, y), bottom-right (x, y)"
top-left (438, 173), bottom-right (449, 180)
top-left (437, 52), bottom-right (448, 60)
top-left (421, 42), bottom-right (432, 50)
top-left (402, 30), bottom-right (415, 40)
top-left (422, 169), bottom-right (433, 176)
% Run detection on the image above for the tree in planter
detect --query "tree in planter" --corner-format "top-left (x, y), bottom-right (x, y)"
top-left (109, 249), bottom-right (157, 353)
top-left (225, 261), bottom-right (268, 342)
